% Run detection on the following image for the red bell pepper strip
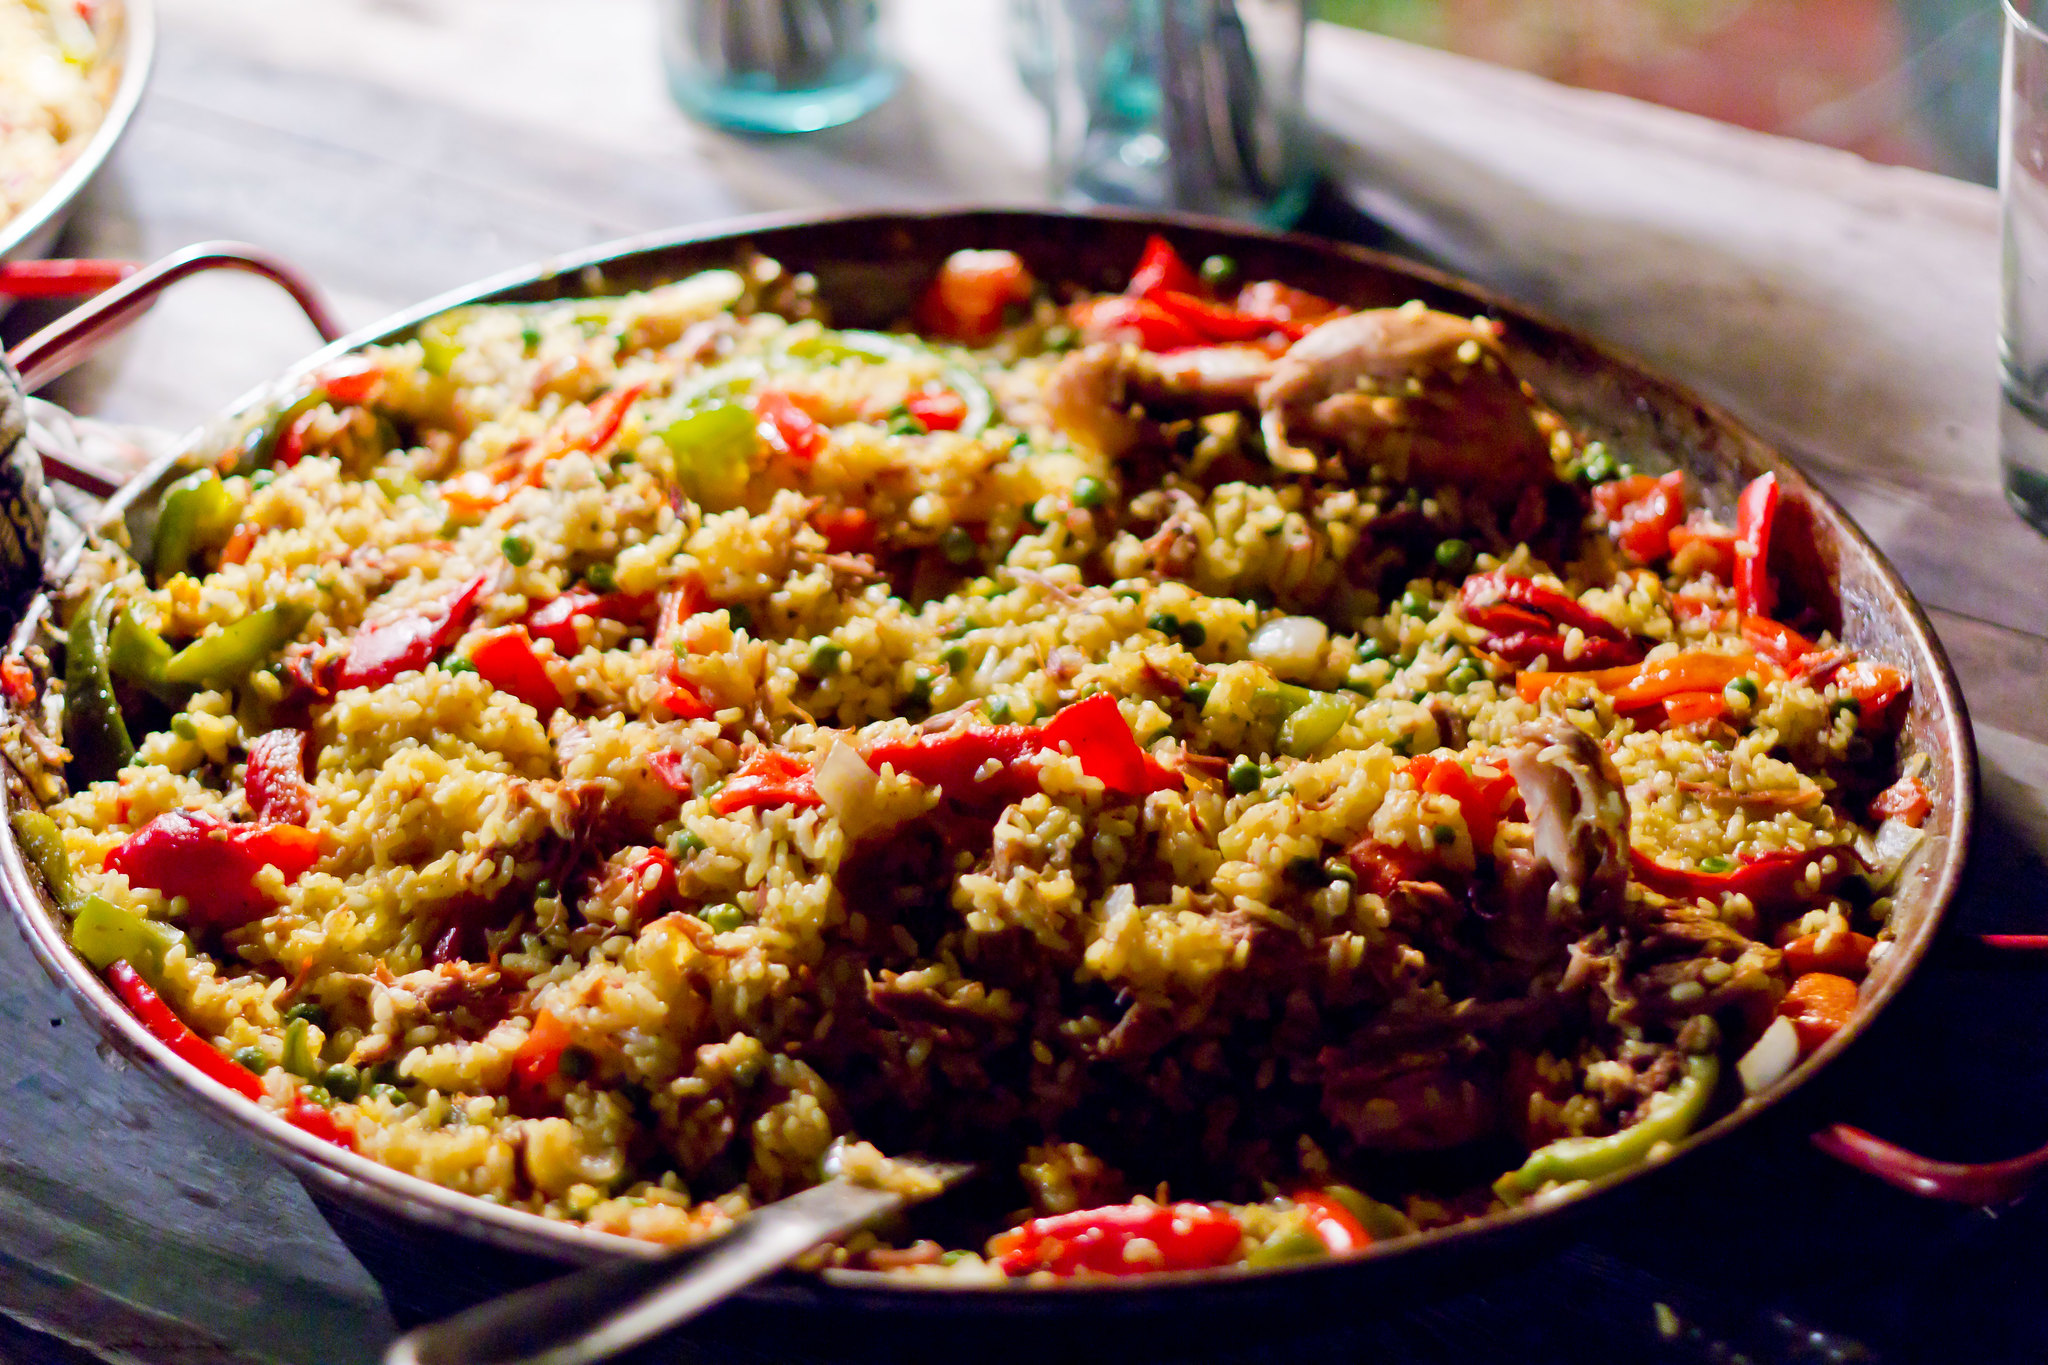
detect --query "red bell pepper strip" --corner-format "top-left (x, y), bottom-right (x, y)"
top-left (285, 1099), bottom-right (359, 1150)
top-left (753, 390), bottom-right (825, 461)
top-left (1461, 572), bottom-right (1643, 670)
top-left (652, 581), bottom-right (717, 719)
top-left (333, 572), bottom-right (491, 691)
top-left (1, 655), bottom-right (37, 707)
top-left (107, 960), bottom-right (262, 1100)
top-left (0, 257), bottom-right (138, 298)
top-left (1739, 614), bottom-right (1816, 668)
top-left (1782, 931), bottom-right (1877, 978)
top-left (1126, 234), bottom-right (1201, 300)
top-left (573, 381), bottom-right (650, 456)
top-left (1520, 651), bottom-right (1758, 708)
top-left (316, 358), bottom-right (382, 406)
top-left (913, 249), bottom-right (1035, 342)
top-left (1734, 472), bottom-right (1779, 619)
top-left (1406, 755), bottom-right (1519, 848)
top-left (1869, 774), bottom-right (1931, 827)
top-left (1345, 838), bottom-right (1433, 896)
top-left (1592, 472), bottom-right (1688, 564)
top-left (1232, 279), bottom-right (1343, 329)
top-left (105, 809), bottom-right (321, 932)
top-left (1147, 289), bottom-right (1313, 345)
top-left (626, 846), bottom-right (678, 917)
top-left (1779, 971), bottom-right (1858, 1051)
top-left (903, 388), bottom-right (969, 433)
top-left (866, 725), bottom-right (1046, 805)
top-left (989, 1201), bottom-right (1243, 1277)
top-left (521, 588), bottom-right (653, 656)
top-left (469, 627), bottom-right (563, 716)
top-left (1668, 523), bottom-right (1738, 579)
top-left (1294, 1190), bottom-right (1372, 1255)
top-left (1477, 631), bottom-right (1643, 670)
top-left (1633, 846), bottom-right (1843, 911)
top-left (713, 749), bottom-right (822, 815)
top-left (1068, 296), bottom-right (1206, 352)
top-left (1037, 693), bottom-right (1182, 797)
top-left (511, 1010), bottom-right (573, 1106)
top-left (245, 728), bottom-right (315, 825)
top-left (1834, 659), bottom-right (1909, 727)
top-left (1659, 690), bottom-right (1727, 728)
top-left (811, 506), bottom-right (876, 554)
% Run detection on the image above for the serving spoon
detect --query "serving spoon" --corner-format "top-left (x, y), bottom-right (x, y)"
top-left (385, 1147), bottom-right (975, 1365)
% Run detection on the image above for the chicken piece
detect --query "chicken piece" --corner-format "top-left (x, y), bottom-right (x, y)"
top-left (1504, 718), bottom-right (1631, 924)
top-left (1258, 306), bottom-right (1555, 498)
top-left (1041, 343), bottom-right (1271, 457)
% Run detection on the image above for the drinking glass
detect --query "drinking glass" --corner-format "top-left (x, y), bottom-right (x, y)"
top-left (658, 0), bottom-right (899, 135)
top-left (2001, 0), bottom-right (2048, 530)
top-left (1009, 0), bottom-right (1314, 226)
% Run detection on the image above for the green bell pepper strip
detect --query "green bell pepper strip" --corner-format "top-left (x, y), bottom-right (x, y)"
top-left (662, 403), bottom-right (759, 510)
top-left (153, 471), bottom-right (244, 582)
top-left (780, 330), bottom-right (995, 438)
top-left (416, 306), bottom-right (485, 377)
top-left (280, 1016), bottom-right (321, 1079)
top-left (1323, 1184), bottom-right (1417, 1241)
top-left (160, 603), bottom-right (312, 688)
top-left (108, 606), bottom-right (184, 705)
top-left (939, 365), bottom-right (994, 438)
top-left (234, 389), bottom-right (326, 473)
top-left (64, 585), bottom-right (133, 783)
top-left (1496, 1054), bottom-right (1719, 1201)
top-left (12, 810), bottom-right (75, 907)
top-left (71, 895), bottom-right (186, 989)
top-left (1278, 692), bottom-right (1353, 758)
top-left (1244, 1219), bottom-right (1330, 1268)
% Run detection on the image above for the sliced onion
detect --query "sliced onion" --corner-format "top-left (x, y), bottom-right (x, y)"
top-left (1248, 615), bottom-right (1328, 678)
top-left (815, 738), bottom-right (879, 837)
top-left (1737, 1016), bottom-right (1800, 1096)
top-left (1856, 817), bottom-right (1927, 892)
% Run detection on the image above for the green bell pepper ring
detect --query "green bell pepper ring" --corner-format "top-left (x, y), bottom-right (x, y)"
top-left (153, 470), bottom-right (244, 581)
top-left (12, 810), bottom-right (75, 907)
top-left (662, 403), bottom-right (759, 510)
top-left (64, 585), bottom-right (133, 783)
top-left (1496, 1054), bottom-right (1719, 1201)
top-left (71, 894), bottom-right (186, 990)
top-left (782, 329), bottom-right (914, 365)
top-left (160, 603), bottom-right (313, 688)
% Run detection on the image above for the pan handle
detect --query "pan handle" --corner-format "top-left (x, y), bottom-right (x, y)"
top-left (1810, 933), bottom-right (2048, 1203)
top-left (7, 242), bottom-right (342, 495)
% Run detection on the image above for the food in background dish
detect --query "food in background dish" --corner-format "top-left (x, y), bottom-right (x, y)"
top-left (0, 1), bottom-right (118, 229)
top-left (16, 237), bottom-right (1929, 1278)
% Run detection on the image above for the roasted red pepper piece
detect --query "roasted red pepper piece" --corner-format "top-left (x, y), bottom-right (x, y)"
top-left (1460, 572), bottom-right (1635, 647)
top-left (1294, 1190), bottom-right (1372, 1255)
top-left (1740, 614), bottom-right (1816, 668)
top-left (650, 749), bottom-right (694, 796)
top-left (652, 581), bottom-right (716, 719)
top-left (1780, 971), bottom-right (1858, 1050)
top-left (1126, 234), bottom-right (1201, 300)
top-left (903, 388), bottom-right (969, 433)
top-left (990, 1201), bottom-right (1243, 1277)
top-left (1068, 296), bottom-right (1205, 352)
top-left (1592, 472), bottom-right (1687, 564)
top-left (1147, 289), bottom-right (1312, 345)
top-left (866, 725), bottom-right (1046, 805)
top-left (105, 809), bottom-right (321, 932)
top-left (1658, 690), bottom-right (1727, 728)
top-left (713, 749), bottom-right (822, 815)
top-left (1406, 755), bottom-right (1518, 848)
top-left (522, 587), bottom-right (653, 656)
top-left (914, 249), bottom-right (1035, 342)
top-left (753, 390), bottom-right (825, 461)
top-left (1633, 846), bottom-right (1843, 911)
top-left (1037, 692), bottom-right (1182, 797)
top-left (1835, 659), bottom-right (1909, 728)
top-left (1669, 523), bottom-right (1738, 579)
top-left (1345, 838), bottom-right (1433, 895)
top-left (285, 1099), bottom-right (359, 1150)
top-left (574, 381), bottom-right (650, 456)
top-left (625, 846), bottom-right (678, 916)
top-left (1478, 631), bottom-right (1643, 670)
top-left (811, 506), bottom-right (876, 554)
top-left (333, 572), bottom-right (491, 691)
top-left (1, 654), bottom-right (37, 707)
top-left (1232, 279), bottom-right (1342, 329)
top-left (107, 960), bottom-right (262, 1099)
top-left (245, 728), bottom-right (314, 825)
top-left (469, 626), bottom-right (563, 716)
top-left (1869, 773), bottom-right (1931, 827)
top-left (511, 1010), bottom-right (573, 1109)
top-left (1734, 472), bottom-right (1779, 619)
top-left (1782, 931), bottom-right (1877, 978)
top-left (316, 358), bottom-right (382, 406)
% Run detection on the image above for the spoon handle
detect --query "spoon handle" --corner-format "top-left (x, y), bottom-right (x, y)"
top-left (385, 1177), bottom-right (908, 1365)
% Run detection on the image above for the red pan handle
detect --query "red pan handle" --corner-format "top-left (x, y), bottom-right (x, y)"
top-left (1811, 933), bottom-right (2048, 1203)
top-left (6, 242), bottom-right (342, 497)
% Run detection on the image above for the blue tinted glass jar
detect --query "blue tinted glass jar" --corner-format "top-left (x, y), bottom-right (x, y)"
top-left (659, 0), bottom-right (900, 135)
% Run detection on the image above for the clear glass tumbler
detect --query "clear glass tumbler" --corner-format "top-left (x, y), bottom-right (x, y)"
top-left (2001, 0), bottom-right (2048, 530)
top-left (659, 0), bottom-right (899, 135)
top-left (1009, 0), bottom-right (1314, 226)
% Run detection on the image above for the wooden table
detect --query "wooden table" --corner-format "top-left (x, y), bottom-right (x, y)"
top-left (7, 3), bottom-right (2048, 1361)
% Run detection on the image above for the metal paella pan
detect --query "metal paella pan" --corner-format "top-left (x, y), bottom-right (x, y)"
top-left (0, 209), bottom-right (1980, 1330)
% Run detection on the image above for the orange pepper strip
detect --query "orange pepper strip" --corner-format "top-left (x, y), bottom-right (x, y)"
top-left (1517, 651), bottom-right (1758, 707)
top-left (1782, 932), bottom-right (1877, 978)
top-left (1660, 690), bottom-right (1726, 727)
top-left (1779, 971), bottom-right (1859, 1051)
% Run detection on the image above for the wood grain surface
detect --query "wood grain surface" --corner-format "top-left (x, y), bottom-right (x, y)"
top-left (4, 2), bottom-right (2045, 1362)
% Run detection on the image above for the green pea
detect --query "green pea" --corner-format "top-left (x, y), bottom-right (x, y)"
top-left (520, 326), bottom-right (543, 353)
top-left (586, 563), bottom-right (617, 593)
top-left (443, 657), bottom-right (476, 675)
top-left (233, 1047), bottom-right (268, 1074)
top-left (1186, 682), bottom-right (1212, 710)
top-left (1434, 539), bottom-right (1474, 572)
top-left (558, 1047), bottom-right (593, 1082)
top-left (885, 408), bottom-right (926, 436)
top-left (1115, 589), bottom-right (1142, 602)
top-left (1833, 697), bottom-right (1862, 720)
top-left (667, 829), bottom-right (707, 858)
top-left (169, 713), bottom-right (200, 742)
top-left (369, 1083), bottom-right (407, 1105)
top-left (1358, 638), bottom-right (1387, 664)
top-left (1725, 676), bottom-right (1759, 706)
top-left (1178, 620), bottom-right (1206, 649)
top-left (804, 641), bottom-right (845, 678)
top-left (284, 1001), bottom-right (328, 1028)
top-left (1324, 858), bottom-right (1357, 885)
top-left (534, 879), bottom-right (557, 900)
top-left (1579, 446), bottom-right (1617, 484)
top-left (941, 644), bottom-right (970, 673)
top-left (700, 904), bottom-right (745, 933)
top-left (905, 673), bottom-right (934, 711)
top-left (1147, 612), bottom-right (1181, 638)
top-left (1071, 475), bottom-right (1108, 509)
top-left (1199, 254), bottom-right (1239, 288)
top-left (1698, 855), bottom-right (1735, 874)
top-left (726, 603), bottom-right (753, 632)
top-left (1227, 756), bottom-right (1262, 794)
top-left (300, 1086), bottom-right (333, 1107)
top-left (1447, 661), bottom-right (1482, 694)
top-left (320, 1064), bottom-right (362, 1102)
top-left (501, 535), bottom-right (532, 566)
top-left (1433, 825), bottom-right (1458, 847)
top-left (1285, 857), bottom-right (1329, 888)
top-left (1400, 589), bottom-right (1431, 616)
top-left (940, 527), bottom-right (977, 565)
